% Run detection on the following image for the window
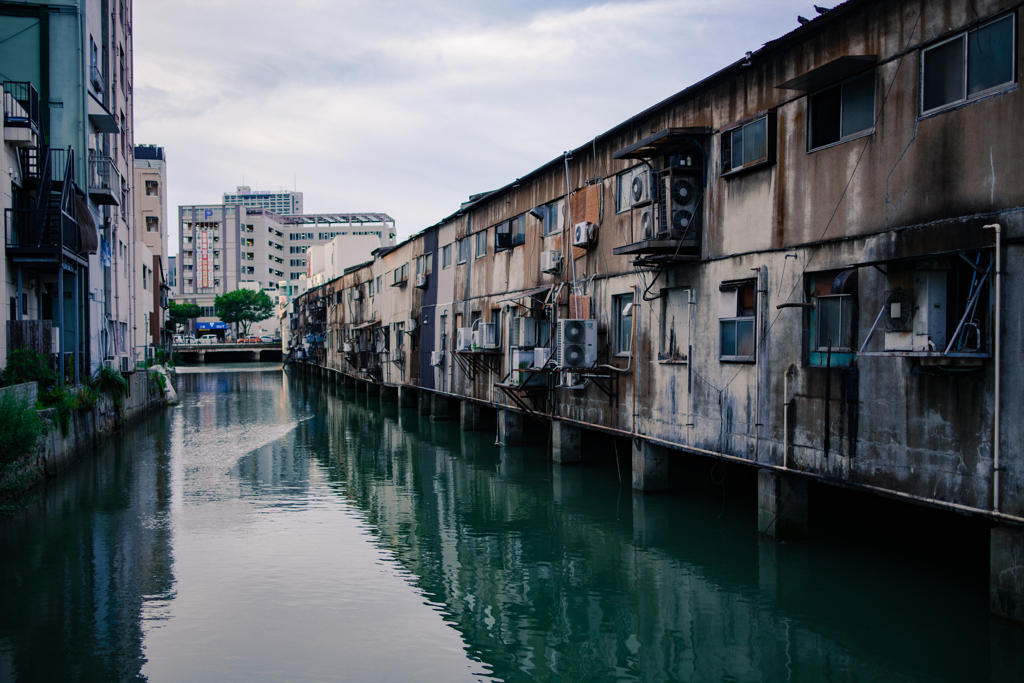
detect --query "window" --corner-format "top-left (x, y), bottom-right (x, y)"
top-left (807, 270), bottom-right (857, 366)
top-left (146, 216), bottom-right (159, 232)
top-left (721, 114), bottom-right (773, 174)
top-left (542, 199), bottom-right (565, 236)
top-left (417, 253), bottom-right (432, 275)
top-left (442, 243), bottom-right (452, 268)
top-left (457, 237), bottom-right (469, 264)
top-left (809, 71), bottom-right (875, 150)
top-left (395, 321), bottom-right (405, 348)
top-left (290, 259), bottom-right (306, 267)
top-left (509, 214), bottom-right (526, 246)
top-left (145, 180), bottom-right (158, 196)
top-left (368, 279), bottom-right (374, 297)
top-left (393, 263), bottom-right (409, 285)
top-left (614, 294), bottom-right (634, 355)
top-left (376, 275), bottom-right (382, 292)
top-left (719, 281), bottom-right (756, 362)
top-left (290, 273), bottom-right (302, 280)
top-left (475, 230), bottom-right (488, 258)
top-left (659, 288), bottom-right (690, 362)
top-left (616, 168), bottom-right (638, 213)
top-left (922, 14), bottom-right (1015, 114)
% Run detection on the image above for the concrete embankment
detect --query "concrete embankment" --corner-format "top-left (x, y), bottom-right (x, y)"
top-left (0, 368), bottom-right (175, 504)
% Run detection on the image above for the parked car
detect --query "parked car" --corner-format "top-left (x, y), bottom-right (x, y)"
top-left (241, 336), bottom-right (261, 344)
top-left (197, 334), bottom-right (220, 345)
top-left (259, 336), bottom-right (275, 344)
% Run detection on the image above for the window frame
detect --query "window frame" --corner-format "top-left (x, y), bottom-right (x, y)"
top-left (658, 287), bottom-right (691, 363)
top-left (475, 230), bottom-right (488, 258)
top-left (441, 243), bottom-right (452, 269)
top-left (718, 280), bottom-right (757, 363)
top-left (457, 237), bottom-right (469, 264)
top-left (808, 70), bottom-right (877, 152)
top-left (614, 293), bottom-right (635, 357)
top-left (721, 113), bottom-right (776, 176)
top-left (920, 13), bottom-right (1017, 116)
top-left (542, 198), bottom-right (565, 236)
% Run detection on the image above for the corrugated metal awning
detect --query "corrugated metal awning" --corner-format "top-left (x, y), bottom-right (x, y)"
top-left (496, 285), bottom-right (552, 304)
top-left (776, 55), bottom-right (877, 91)
top-left (613, 127), bottom-right (711, 160)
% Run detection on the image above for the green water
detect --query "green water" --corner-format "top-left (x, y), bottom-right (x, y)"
top-left (0, 366), bottom-right (1020, 682)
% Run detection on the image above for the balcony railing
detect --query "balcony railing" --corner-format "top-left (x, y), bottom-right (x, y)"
top-left (5, 207), bottom-right (80, 253)
top-left (3, 81), bottom-right (40, 146)
top-left (89, 154), bottom-right (121, 205)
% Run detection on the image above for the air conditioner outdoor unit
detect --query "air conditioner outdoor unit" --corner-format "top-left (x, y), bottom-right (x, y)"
top-left (533, 347), bottom-right (552, 368)
top-left (640, 206), bottom-right (656, 241)
top-left (573, 222), bottom-right (595, 247)
top-left (472, 322), bottom-right (498, 350)
top-left (660, 172), bottom-right (702, 239)
top-left (456, 327), bottom-right (473, 352)
top-left (350, 289), bottom-right (362, 301)
top-left (415, 274), bottom-right (428, 289)
top-left (509, 316), bottom-right (522, 349)
top-left (342, 342), bottom-right (353, 353)
top-left (540, 250), bottom-right (561, 274)
top-left (556, 319), bottom-right (598, 369)
top-left (631, 168), bottom-right (653, 205)
top-left (430, 350), bottom-right (444, 367)
top-left (120, 355), bottom-right (131, 373)
top-left (495, 231), bottom-right (513, 249)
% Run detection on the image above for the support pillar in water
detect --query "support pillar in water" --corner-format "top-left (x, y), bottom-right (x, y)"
top-left (497, 409), bottom-right (524, 445)
top-left (991, 526), bottom-right (1024, 625)
top-left (367, 382), bottom-right (381, 398)
top-left (419, 390), bottom-right (432, 416)
top-left (757, 469), bottom-right (808, 541)
top-left (430, 393), bottom-right (451, 420)
top-left (460, 401), bottom-right (481, 431)
top-left (551, 421), bottom-right (582, 464)
top-left (381, 385), bottom-right (398, 403)
top-left (399, 386), bottom-right (417, 408)
top-left (355, 379), bottom-right (367, 393)
top-left (632, 440), bottom-right (669, 492)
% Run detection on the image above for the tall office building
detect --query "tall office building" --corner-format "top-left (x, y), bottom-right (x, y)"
top-left (223, 186), bottom-right (303, 214)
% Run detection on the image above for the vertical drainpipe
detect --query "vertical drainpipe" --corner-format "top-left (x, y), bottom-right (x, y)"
top-left (984, 223), bottom-right (1002, 511)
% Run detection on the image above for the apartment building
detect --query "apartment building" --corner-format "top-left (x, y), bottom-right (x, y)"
top-left (2, 0), bottom-right (139, 378)
top-left (223, 185), bottom-right (303, 215)
top-left (133, 144), bottom-right (170, 350)
top-left (290, 0), bottom-right (1024, 624)
top-left (176, 204), bottom-right (395, 337)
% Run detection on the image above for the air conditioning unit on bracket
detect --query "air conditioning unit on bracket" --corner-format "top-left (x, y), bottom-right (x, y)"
top-left (541, 250), bottom-right (561, 274)
top-left (631, 168), bottom-right (653, 205)
top-left (456, 327), bottom-right (473, 352)
top-left (556, 319), bottom-right (598, 369)
top-left (415, 274), bottom-right (428, 289)
top-left (660, 171), bottom-right (702, 239)
top-left (573, 222), bottom-right (595, 247)
top-left (472, 322), bottom-right (498, 350)
top-left (430, 350), bottom-right (444, 367)
top-left (640, 205), bottom-right (657, 241)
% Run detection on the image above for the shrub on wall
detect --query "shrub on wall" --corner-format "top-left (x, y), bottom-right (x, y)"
top-left (0, 392), bottom-right (42, 462)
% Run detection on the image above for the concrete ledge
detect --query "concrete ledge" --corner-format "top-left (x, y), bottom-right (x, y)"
top-left (757, 470), bottom-right (808, 541)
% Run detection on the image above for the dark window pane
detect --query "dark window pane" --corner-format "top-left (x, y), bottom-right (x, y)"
top-left (738, 283), bottom-right (756, 316)
top-left (722, 134), bottom-right (732, 173)
top-left (810, 85), bottom-right (842, 148)
top-left (817, 297), bottom-right (841, 350)
top-left (743, 117), bottom-right (767, 164)
top-left (721, 320), bottom-right (736, 357)
top-left (731, 130), bottom-right (743, 171)
top-left (923, 36), bottom-right (966, 111)
top-left (968, 16), bottom-right (1014, 95)
top-left (841, 71), bottom-right (875, 137)
top-left (736, 319), bottom-right (755, 358)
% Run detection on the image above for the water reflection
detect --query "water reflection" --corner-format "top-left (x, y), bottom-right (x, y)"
top-left (294, 374), bottom-right (1024, 683)
top-left (1, 367), bottom-right (1022, 682)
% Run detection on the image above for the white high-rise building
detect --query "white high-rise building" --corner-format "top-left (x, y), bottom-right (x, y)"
top-left (223, 186), bottom-right (303, 215)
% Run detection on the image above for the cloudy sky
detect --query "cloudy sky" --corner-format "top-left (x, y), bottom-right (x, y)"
top-left (133, 0), bottom-right (820, 252)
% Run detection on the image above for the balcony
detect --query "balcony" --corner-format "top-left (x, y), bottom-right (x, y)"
top-left (89, 154), bottom-right (121, 205)
top-left (3, 81), bottom-right (40, 147)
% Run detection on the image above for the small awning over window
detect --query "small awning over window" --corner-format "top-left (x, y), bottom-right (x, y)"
top-left (613, 127), bottom-right (712, 160)
top-left (87, 93), bottom-right (119, 133)
top-left (496, 285), bottom-right (552, 304)
top-left (777, 55), bottom-right (877, 91)
top-left (352, 319), bottom-right (380, 330)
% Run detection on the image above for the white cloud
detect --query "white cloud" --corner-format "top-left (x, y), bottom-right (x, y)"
top-left (133, 0), bottom-right (819, 249)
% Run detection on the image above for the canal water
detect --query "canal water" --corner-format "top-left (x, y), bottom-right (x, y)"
top-left (1, 365), bottom-right (1021, 682)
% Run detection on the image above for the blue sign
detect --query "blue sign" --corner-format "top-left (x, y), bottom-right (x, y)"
top-left (196, 322), bottom-right (229, 330)
top-left (204, 208), bottom-right (214, 219)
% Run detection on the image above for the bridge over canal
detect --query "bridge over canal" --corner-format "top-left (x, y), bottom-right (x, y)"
top-left (173, 342), bottom-right (283, 364)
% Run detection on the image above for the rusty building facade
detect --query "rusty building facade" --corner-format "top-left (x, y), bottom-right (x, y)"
top-left (288, 0), bottom-right (1024, 623)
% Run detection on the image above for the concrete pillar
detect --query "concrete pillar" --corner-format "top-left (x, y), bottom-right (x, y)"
top-left (430, 393), bottom-right (450, 420)
top-left (367, 382), bottom-right (381, 398)
top-left (551, 421), bottom-right (582, 464)
top-left (355, 379), bottom-right (367, 393)
top-left (460, 400), bottom-right (482, 431)
top-left (419, 390), bottom-right (432, 415)
top-left (552, 463), bottom-right (583, 504)
top-left (991, 526), bottom-right (1024, 625)
top-left (632, 440), bottom-right (669, 492)
top-left (381, 385), bottom-right (398, 403)
top-left (399, 385), bottom-right (418, 408)
top-left (757, 469), bottom-right (808, 541)
top-left (497, 409), bottom-right (524, 445)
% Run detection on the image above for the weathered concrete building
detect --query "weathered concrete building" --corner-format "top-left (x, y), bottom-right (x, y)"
top-left (290, 0), bottom-right (1024, 624)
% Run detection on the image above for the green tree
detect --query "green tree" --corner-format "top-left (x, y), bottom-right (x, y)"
top-left (169, 301), bottom-right (202, 331)
top-left (214, 289), bottom-right (275, 337)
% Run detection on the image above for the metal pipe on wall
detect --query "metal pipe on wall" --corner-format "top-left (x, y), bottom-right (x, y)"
top-left (984, 223), bottom-right (1002, 512)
